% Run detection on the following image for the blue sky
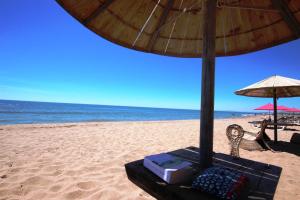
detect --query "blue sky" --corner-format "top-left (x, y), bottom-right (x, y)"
top-left (0, 0), bottom-right (300, 111)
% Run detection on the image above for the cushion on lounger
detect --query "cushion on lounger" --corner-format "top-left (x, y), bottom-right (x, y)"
top-left (192, 166), bottom-right (248, 200)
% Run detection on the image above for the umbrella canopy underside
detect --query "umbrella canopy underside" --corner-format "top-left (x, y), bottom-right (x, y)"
top-left (56, 0), bottom-right (300, 58)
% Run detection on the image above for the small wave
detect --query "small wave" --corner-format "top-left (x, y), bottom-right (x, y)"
top-left (0, 119), bottom-right (13, 122)
top-left (0, 111), bottom-right (102, 115)
top-left (242, 114), bottom-right (254, 117)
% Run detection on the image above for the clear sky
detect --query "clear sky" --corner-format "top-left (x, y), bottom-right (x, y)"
top-left (0, 0), bottom-right (300, 111)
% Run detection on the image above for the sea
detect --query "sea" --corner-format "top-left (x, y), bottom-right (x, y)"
top-left (0, 100), bottom-right (255, 125)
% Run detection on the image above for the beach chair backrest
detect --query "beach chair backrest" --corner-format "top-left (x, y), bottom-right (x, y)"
top-left (257, 119), bottom-right (268, 139)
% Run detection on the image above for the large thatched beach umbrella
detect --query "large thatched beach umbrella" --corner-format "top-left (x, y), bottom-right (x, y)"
top-left (57, 0), bottom-right (300, 168)
top-left (236, 75), bottom-right (300, 142)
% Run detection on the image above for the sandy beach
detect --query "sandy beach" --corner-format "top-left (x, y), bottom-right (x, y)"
top-left (0, 116), bottom-right (299, 200)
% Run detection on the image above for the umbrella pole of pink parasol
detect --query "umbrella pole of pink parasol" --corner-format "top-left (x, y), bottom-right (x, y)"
top-left (273, 89), bottom-right (278, 143)
top-left (199, 0), bottom-right (217, 169)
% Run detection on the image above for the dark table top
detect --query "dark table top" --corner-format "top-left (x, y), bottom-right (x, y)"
top-left (125, 146), bottom-right (282, 200)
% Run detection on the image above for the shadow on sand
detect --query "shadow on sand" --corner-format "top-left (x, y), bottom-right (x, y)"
top-left (268, 134), bottom-right (300, 156)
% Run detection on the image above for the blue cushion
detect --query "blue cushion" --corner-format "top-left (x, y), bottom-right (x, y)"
top-left (192, 166), bottom-right (248, 199)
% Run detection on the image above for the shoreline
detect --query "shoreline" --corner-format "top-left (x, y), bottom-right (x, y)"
top-left (0, 115), bottom-right (263, 127)
top-left (0, 99), bottom-right (260, 126)
top-left (0, 116), bottom-right (299, 199)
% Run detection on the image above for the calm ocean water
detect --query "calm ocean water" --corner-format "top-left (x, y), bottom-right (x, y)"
top-left (0, 100), bottom-right (255, 125)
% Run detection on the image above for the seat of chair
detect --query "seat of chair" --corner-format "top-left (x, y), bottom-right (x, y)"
top-left (125, 146), bottom-right (282, 200)
top-left (243, 132), bottom-right (257, 140)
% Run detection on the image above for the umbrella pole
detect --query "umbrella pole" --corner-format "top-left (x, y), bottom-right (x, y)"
top-left (273, 89), bottom-right (278, 143)
top-left (199, 0), bottom-right (217, 169)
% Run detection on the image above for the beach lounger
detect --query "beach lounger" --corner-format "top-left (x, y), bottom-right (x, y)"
top-left (249, 118), bottom-right (299, 130)
top-left (277, 116), bottom-right (300, 128)
top-left (226, 120), bottom-right (272, 157)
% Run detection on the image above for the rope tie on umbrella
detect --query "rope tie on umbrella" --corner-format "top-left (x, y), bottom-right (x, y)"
top-left (164, 0), bottom-right (184, 53)
top-left (290, 0), bottom-right (298, 13)
top-left (217, 0), bottom-right (278, 12)
top-left (228, 0), bottom-right (235, 36)
top-left (132, 0), bottom-right (161, 47)
top-left (164, 0), bottom-right (202, 53)
top-left (220, 0), bottom-right (235, 53)
top-left (180, 10), bottom-right (191, 54)
top-left (196, 0), bottom-right (204, 55)
top-left (217, 0), bottom-right (225, 8)
top-left (164, 21), bottom-right (176, 53)
top-left (159, 0), bottom-right (201, 36)
top-left (221, 3), bottom-right (228, 55)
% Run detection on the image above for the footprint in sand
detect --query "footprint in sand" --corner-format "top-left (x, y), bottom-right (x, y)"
top-left (65, 170), bottom-right (79, 176)
top-left (25, 168), bottom-right (41, 173)
top-left (76, 181), bottom-right (97, 190)
top-left (50, 184), bottom-right (63, 192)
top-left (91, 189), bottom-right (122, 200)
top-left (10, 167), bottom-right (23, 173)
top-left (1, 174), bottom-right (7, 179)
top-left (64, 190), bottom-right (92, 199)
top-left (22, 176), bottom-right (52, 186)
top-left (43, 170), bottom-right (63, 177)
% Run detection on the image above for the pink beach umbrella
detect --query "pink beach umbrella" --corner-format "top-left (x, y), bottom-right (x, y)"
top-left (254, 103), bottom-right (290, 111)
top-left (254, 103), bottom-right (290, 119)
top-left (285, 107), bottom-right (300, 113)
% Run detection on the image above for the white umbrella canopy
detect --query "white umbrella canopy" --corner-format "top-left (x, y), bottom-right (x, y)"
top-left (235, 75), bottom-right (300, 142)
top-left (235, 75), bottom-right (300, 97)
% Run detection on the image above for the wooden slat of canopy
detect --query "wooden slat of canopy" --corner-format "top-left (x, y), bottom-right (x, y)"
top-left (57, 0), bottom-right (300, 58)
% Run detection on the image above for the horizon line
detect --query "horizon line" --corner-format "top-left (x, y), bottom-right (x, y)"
top-left (0, 98), bottom-right (257, 113)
